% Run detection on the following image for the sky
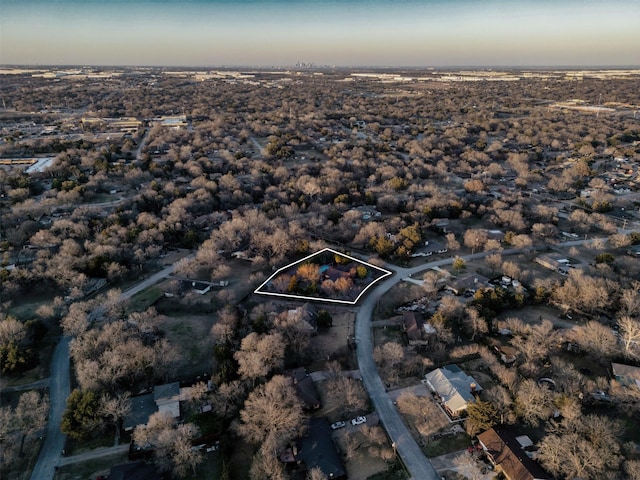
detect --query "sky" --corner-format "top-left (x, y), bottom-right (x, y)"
top-left (1, 0), bottom-right (639, 67)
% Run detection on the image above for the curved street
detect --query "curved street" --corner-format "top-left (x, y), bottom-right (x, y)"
top-left (29, 239), bottom-right (600, 480)
top-left (356, 251), bottom-right (504, 479)
top-left (354, 242), bottom-right (602, 479)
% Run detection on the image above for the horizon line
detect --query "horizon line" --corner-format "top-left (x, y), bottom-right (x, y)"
top-left (3, 64), bottom-right (640, 71)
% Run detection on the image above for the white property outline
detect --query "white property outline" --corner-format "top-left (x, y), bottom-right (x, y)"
top-left (254, 247), bottom-right (393, 305)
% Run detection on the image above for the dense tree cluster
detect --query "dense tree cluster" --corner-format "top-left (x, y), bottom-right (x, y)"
top-left (1, 68), bottom-right (640, 479)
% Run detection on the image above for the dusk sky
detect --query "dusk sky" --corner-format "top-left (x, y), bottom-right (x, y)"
top-left (1, 0), bottom-right (639, 67)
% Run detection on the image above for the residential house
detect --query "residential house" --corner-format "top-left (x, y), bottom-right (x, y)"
top-left (285, 367), bottom-right (322, 410)
top-left (190, 281), bottom-right (211, 295)
top-left (487, 229), bottom-right (506, 242)
top-left (424, 364), bottom-right (482, 417)
top-left (296, 418), bottom-right (346, 479)
top-left (154, 382), bottom-right (181, 418)
top-left (477, 428), bottom-right (551, 480)
top-left (323, 266), bottom-right (351, 283)
top-left (445, 272), bottom-right (492, 296)
top-left (123, 394), bottom-right (157, 433)
top-left (612, 362), bottom-right (640, 389)
top-left (123, 382), bottom-right (182, 432)
top-left (402, 312), bottom-right (435, 347)
top-left (535, 254), bottom-right (572, 275)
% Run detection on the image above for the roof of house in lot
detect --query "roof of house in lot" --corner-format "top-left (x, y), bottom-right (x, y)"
top-left (284, 367), bottom-right (322, 410)
top-left (296, 417), bottom-right (346, 479)
top-left (612, 362), bottom-right (640, 389)
top-left (403, 312), bottom-right (425, 341)
top-left (478, 428), bottom-right (551, 480)
top-left (123, 393), bottom-right (156, 432)
top-left (424, 364), bottom-right (482, 414)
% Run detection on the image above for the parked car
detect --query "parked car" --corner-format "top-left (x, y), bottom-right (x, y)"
top-left (331, 421), bottom-right (346, 430)
top-left (351, 416), bottom-right (367, 426)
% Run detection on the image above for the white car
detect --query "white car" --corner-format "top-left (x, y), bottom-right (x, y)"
top-left (351, 416), bottom-right (367, 426)
top-left (331, 421), bottom-right (346, 430)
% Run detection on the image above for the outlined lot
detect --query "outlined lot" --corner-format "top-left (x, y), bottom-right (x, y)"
top-left (254, 247), bottom-right (393, 305)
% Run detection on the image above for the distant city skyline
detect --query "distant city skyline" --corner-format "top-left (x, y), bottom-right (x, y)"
top-left (1, 0), bottom-right (639, 67)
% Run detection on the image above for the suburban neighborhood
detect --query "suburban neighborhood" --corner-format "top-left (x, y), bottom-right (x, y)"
top-left (1, 66), bottom-right (639, 480)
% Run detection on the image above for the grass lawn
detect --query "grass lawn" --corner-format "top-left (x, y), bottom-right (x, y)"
top-left (6, 291), bottom-right (58, 321)
top-left (335, 430), bottom-right (392, 480)
top-left (424, 432), bottom-right (472, 457)
top-left (373, 325), bottom-right (405, 347)
top-left (157, 314), bottom-right (215, 378)
top-left (65, 428), bottom-right (116, 456)
top-left (365, 461), bottom-right (409, 480)
top-left (54, 452), bottom-right (129, 480)
top-left (126, 284), bottom-right (165, 313)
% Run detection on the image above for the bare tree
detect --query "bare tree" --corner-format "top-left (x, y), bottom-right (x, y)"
top-left (620, 283), bottom-right (640, 317)
top-left (14, 390), bottom-right (49, 456)
top-left (211, 380), bottom-right (246, 420)
top-left (618, 315), bottom-right (640, 360)
top-left (249, 441), bottom-right (289, 480)
top-left (452, 452), bottom-right (484, 480)
top-left (569, 320), bottom-right (618, 360)
top-left (464, 228), bottom-right (488, 253)
top-left (306, 466), bottom-right (328, 480)
top-left (99, 391), bottom-right (131, 442)
top-left (553, 269), bottom-right (617, 314)
top-left (463, 307), bottom-right (488, 341)
top-left (237, 375), bottom-right (305, 448)
top-left (514, 379), bottom-right (555, 426)
top-left (510, 319), bottom-right (558, 365)
top-left (234, 332), bottom-right (285, 384)
top-left (445, 232), bottom-right (460, 251)
top-left (538, 414), bottom-right (623, 480)
top-left (485, 253), bottom-right (502, 274)
top-left (133, 411), bottom-right (203, 478)
top-left (171, 423), bottom-right (204, 478)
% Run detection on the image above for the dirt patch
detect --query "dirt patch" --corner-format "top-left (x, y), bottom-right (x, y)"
top-left (334, 429), bottom-right (392, 480)
top-left (496, 304), bottom-right (575, 330)
top-left (459, 357), bottom-right (500, 391)
top-left (309, 309), bottom-right (357, 370)
top-left (373, 325), bottom-right (405, 347)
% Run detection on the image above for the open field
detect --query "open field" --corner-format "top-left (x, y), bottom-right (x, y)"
top-left (156, 313), bottom-right (216, 378)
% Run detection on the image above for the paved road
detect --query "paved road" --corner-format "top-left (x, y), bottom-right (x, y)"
top-left (28, 237), bottom-right (601, 480)
top-left (135, 128), bottom-right (150, 161)
top-left (354, 246), bottom-right (571, 480)
top-left (119, 263), bottom-right (178, 300)
top-left (30, 262), bottom-right (180, 480)
top-left (30, 337), bottom-right (70, 480)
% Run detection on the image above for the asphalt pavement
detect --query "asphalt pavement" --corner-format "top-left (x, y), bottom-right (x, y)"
top-left (29, 262), bottom-right (180, 480)
top-left (30, 337), bottom-right (70, 480)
